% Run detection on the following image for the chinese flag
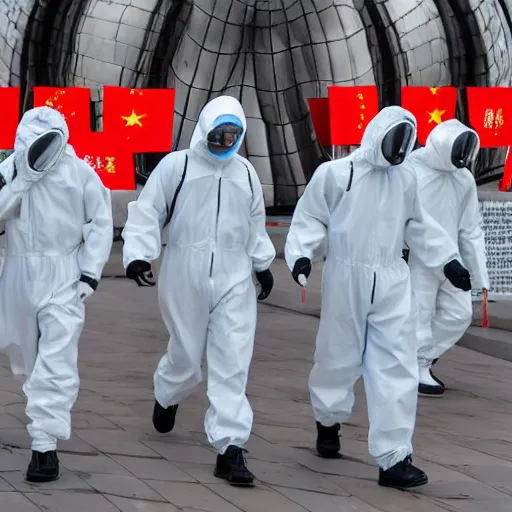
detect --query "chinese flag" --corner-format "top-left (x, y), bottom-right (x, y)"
top-left (33, 87), bottom-right (91, 144)
top-left (328, 85), bottom-right (379, 145)
top-left (74, 132), bottom-right (135, 190)
top-left (401, 86), bottom-right (457, 145)
top-left (466, 87), bottom-right (512, 148)
top-left (308, 98), bottom-right (331, 146)
top-left (103, 86), bottom-right (175, 153)
top-left (0, 87), bottom-right (20, 149)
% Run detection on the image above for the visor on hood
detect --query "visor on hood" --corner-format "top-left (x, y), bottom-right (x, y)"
top-left (190, 96), bottom-right (246, 160)
top-left (424, 119), bottom-right (480, 171)
top-left (360, 106), bottom-right (417, 168)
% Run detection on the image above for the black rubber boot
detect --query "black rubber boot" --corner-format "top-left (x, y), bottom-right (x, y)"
top-left (316, 421), bottom-right (341, 458)
top-left (26, 450), bottom-right (59, 483)
top-left (214, 445), bottom-right (255, 486)
top-left (378, 456), bottom-right (428, 488)
top-left (152, 401), bottom-right (179, 433)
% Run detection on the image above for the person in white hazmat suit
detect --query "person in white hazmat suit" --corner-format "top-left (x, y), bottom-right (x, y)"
top-left (0, 106), bottom-right (113, 482)
top-left (407, 119), bottom-right (488, 396)
top-left (285, 106), bottom-right (472, 489)
top-left (122, 96), bottom-right (276, 486)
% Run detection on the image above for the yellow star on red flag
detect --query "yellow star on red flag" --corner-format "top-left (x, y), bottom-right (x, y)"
top-left (121, 109), bottom-right (147, 127)
top-left (427, 108), bottom-right (445, 124)
top-left (430, 87), bottom-right (439, 95)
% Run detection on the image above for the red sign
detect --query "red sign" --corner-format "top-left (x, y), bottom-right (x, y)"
top-left (1, 85), bottom-right (512, 190)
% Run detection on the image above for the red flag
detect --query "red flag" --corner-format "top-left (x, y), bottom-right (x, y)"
top-left (499, 147), bottom-right (512, 191)
top-left (74, 133), bottom-right (135, 190)
top-left (308, 98), bottom-right (331, 146)
top-left (482, 289), bottom-right (489, 328)
top-left (328, 86), bottom-right (379, 145)
top-left (401, 86), bottom-right (457, 145)
top-left (0, 87), bottom-right (20, 149)
top-left (33, 87), bottom-right (91, 144)
top-left (466, 87), bottom-right (512, 148)
top-left (103, 87), bottom-right (175, 153)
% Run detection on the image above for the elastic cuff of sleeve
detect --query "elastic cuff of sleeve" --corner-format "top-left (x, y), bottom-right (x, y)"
top-left (80, 274), bottom-right (98, 291)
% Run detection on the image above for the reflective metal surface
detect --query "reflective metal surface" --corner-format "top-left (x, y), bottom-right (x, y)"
top-left (1, 0), bottom-right (511, 207)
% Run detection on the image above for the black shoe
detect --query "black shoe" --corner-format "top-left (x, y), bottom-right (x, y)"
top-left (26, 450), bottom-right (59, 483)
top-left (316, 421), bottom-right (341, 458)
top-left (378, 456), bottom-right (428, 488)
top-left (214, 445), bottom-right (255, 486)
top-left (418, 365), bottom-right (445, 396)
top-left (152, 401), bottom-right (178, 433)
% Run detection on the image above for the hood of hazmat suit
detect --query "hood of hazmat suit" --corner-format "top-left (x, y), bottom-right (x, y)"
top-left (407, 119), bottom-right (488, 289)
top-left (284, 106), bottom-right (460, 471)
top-left (122, 95), bottom-right (275, 455)
top-left (0, 106), bottom-right (113, 453)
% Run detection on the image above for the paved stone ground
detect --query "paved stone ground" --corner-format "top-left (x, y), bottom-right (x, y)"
top-left (1, 262), bottom-right (512, 511)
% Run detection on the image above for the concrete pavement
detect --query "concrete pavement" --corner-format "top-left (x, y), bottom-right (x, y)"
top-left (0, 261), bottom-right (512, 510)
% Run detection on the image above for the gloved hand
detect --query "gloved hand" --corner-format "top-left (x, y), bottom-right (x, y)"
top-left (443, 259), bottom-right (471, 291)
top-left (255, 269), bottom-right (274, 300)
top-left (77, 275), bottom-right (98, 302)
top-left (292, 257), bottom-right (312, 286)
top-left (126, 260), bottom-right (156, 287)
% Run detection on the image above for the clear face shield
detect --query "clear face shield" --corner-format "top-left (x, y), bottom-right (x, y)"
top-left (26, 129), bottom-right (66, 172)
top-left (451, 131), bottom-right (479, 169)
top-left (381, 122), bottom-right (415, 166)
top-left (206, 122), bottom-right (243, 158)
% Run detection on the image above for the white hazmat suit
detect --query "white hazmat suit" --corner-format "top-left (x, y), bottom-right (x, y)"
top-left (122, 96), bottom-right (276, 456)
top-left (285, 106), bottom-right (461, 472)
top-left (0, 107), bottom-right (113, 455)
top-left (407, 120), bottom-right (489, 387)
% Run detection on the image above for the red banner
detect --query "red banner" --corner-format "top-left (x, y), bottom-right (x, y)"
top-left (103, 87), bottom-right (175, 153)
top-left (328, 85), bottom-right (379, 145)
top-left (73, 132), bottom-right (135, 190)
top-left (466, 87), bottom-right (512, 148)
top-left (0, 87), bottom-right (20, 149)
top-left (401, 86), bottom-right (457, 145)
top-left (33, 87), bottom-right (91, 145)
top-left (307, 98), bottom-right (330, 147)
top-left (0, 85), bottom-right (511, 190)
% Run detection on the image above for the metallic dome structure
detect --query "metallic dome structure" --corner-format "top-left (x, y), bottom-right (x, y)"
top-left (1, 0), bottom-right (512, 208)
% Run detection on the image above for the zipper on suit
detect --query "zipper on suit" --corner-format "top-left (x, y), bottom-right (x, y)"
top-left (210, 177), bottom-right (222, 277)
top-left (370, 272), bottom-right (376, 304)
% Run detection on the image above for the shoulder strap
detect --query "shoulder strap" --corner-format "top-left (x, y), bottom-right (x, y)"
top-left (245, 163), bottom-right (253, 198)
top-left (163, 153), bottom-right (188, 228)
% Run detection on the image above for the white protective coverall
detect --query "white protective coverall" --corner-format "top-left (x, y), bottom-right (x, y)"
top-left (285, 106), bottom-right (459, 470)
top-left (407, 120), bottom-right (489, 366)
top-left (122, 96), bottom-right (276, 454)
top-left (0, 107), bottom-right (113, 452)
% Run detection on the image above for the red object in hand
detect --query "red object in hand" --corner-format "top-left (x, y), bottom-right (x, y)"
top-left (482, 289), bottom-right (489, 328)
top-left (301, 286), bottom-right (306, 304)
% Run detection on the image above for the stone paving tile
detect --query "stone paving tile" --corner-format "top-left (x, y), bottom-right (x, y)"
top-left (111, 454), bottom-right (196, 482)
top-left (107, 495), bottom-right (181, 512)
top-left (25, 491), bottom-right (120, 512)
top-left (274, 487), bottom-right (384, 512)
top-left (2, 467), bottom-right (93, 492)
top-left (1, 273), bottom-right (512, 510)
top-left (147, 481), bottom-right (243, 511)
top-left (74, 429), bottom-right (160, 458)
top-left (79, 473), bottom-right (166, 501)
top-left (58, 452), bottom-right (132, 476)
top-left (1, 493), bottom-right (41, 512)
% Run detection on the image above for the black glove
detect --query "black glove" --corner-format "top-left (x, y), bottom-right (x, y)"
top-left (292, 257), bottom-right (312, 285)
top-left (255, 269), bottom-right (274, 300)
top-left (443, 259), bottom-right (471, 291)
top-left (126, 260), bottom-right (156, 287)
